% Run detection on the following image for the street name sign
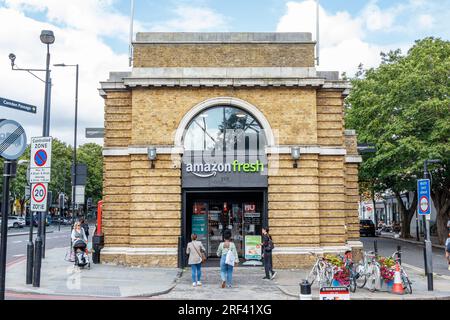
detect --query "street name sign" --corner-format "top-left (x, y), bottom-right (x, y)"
top-left (0, 97), bottom-right (37, 114)
top-left (31, 183), bottom-right (48, 212)
top-left (0, 119), bottom-right (27, 160)
top-left (85, 128), bottom-right (104, 138)
top-left (417, 179), bottom-right (431, 218)
top-left (30, 136), bottom-right (52, 183)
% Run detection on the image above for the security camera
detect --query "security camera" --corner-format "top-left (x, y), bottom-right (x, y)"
top-left (8, 53), bottom-right (16, 67)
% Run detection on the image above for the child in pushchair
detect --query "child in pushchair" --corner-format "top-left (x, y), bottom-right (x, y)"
top-left (71, 221), bottom-right (90, 269)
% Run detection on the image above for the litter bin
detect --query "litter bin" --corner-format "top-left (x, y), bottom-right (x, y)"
top-left (92, 233), bottom-right (104, 264)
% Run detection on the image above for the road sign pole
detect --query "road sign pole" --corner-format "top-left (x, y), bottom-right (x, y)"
top-left (0, 160), bottom-right (17, 300)
top-left (422, 162), bottom-right (433, 291)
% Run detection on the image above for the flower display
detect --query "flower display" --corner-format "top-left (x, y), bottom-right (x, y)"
top-left (378, 257), bottom-right (395, 281)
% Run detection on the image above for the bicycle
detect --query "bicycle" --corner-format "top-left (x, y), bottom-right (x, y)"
top-left (355, 251), bottom-right (381, 292)
top-left (391, 250), bottom-right (412, 294)
top-left (307, 252), bottom-right (334, 287)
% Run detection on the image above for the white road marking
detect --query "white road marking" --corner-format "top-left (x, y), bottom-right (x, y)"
top-left (13, 254), bottom-right (25, 257)
top-left (12, 241), bottom-right (23, 244)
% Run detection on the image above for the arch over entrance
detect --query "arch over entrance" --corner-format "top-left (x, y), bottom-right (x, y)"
top-left (174, 97), bottom-right (275, 150)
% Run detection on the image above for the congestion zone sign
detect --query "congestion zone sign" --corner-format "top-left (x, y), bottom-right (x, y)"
top-left (417, 179), bottom-right (431, 216)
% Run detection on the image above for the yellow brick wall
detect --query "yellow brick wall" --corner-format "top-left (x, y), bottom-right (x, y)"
top-left (104, 91), bottom-right (132, 147)
top-left (133, 43), bottom-right (315, 68)
top-left (316, 90), bottom-right (345, 146)
top-left (318, 156), bottom-right (347, 246)
top-left (103, 155), bottom-right (130, 246)
top-left (268, 154), bottom-right (321, 247)
top-left (131, 87), bottom-right (318, 146)
top-left (129, 154), bottom-right (181, 248)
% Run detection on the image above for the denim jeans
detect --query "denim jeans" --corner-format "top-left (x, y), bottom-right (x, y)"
top-left (220, 255), bottom-right (234, 286)
top-left (191, 263), bottom-right (202, 283)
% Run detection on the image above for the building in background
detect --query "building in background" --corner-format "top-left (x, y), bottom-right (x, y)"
top-left (98, 32), bottom-right (362, 268)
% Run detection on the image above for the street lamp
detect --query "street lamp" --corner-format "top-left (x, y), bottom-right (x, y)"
top-left (9, 30), bottom-right (55, 288)
top-left (54, 63), bottom-right (79, 226)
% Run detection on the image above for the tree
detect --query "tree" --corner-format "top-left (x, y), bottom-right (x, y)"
top-left (77, 143), bottom-right (103, 206)
top-left (346, 37), bottom-right (450, 243)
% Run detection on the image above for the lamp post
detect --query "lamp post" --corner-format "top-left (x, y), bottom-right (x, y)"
top-left (422, 159), bottom-right (441, 291)
top-left (54, 63), bottom-right (79, 227)
top-left (9, 30), bottom-right (55, 287)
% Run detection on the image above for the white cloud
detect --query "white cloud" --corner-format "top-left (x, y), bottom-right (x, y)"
top-left (0, 5), bottom-right (129, 147)
top-left (361, 1), bottom-right (398, 31)
top-left (150, 5), bottom-right (228, 32)
top-left (418, 14), bottom-right (434, 29)
top-left (276, 0), bottom-right (410, 75)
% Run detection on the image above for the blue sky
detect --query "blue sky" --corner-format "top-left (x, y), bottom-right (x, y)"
top-left (0, 0), bottom-right (448, 146)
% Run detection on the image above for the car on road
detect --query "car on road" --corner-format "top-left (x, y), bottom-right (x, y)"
top-left (360, 219), bottom-right (376, 237)
top-left (0, 216), bottom-right (26, 229)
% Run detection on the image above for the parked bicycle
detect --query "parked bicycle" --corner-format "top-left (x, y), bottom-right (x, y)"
top-left (307, 252), bottom-right (334, 288)
top-left (355, 251), bottom-right (381, 292)
top-left (391, 250), bottom-right (412, 294)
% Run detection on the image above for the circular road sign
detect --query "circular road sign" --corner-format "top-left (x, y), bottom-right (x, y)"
top-left (34, 149), bottom-right (48, 167)
top-left (0, 119), bottom-right (27, 160)
top-left (419, 195), bottom-right (429, 213)
top-left (32, 183), bottom-right (47, 203)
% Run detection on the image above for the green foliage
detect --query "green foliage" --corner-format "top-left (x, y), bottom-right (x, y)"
top-left (1, 139), bottom-right (103, 213)
top-left (346, 37), bottom-right (450, 194)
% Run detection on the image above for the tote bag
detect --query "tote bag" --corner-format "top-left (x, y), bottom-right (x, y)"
top-left (225, 244), bottom-right (236, 266)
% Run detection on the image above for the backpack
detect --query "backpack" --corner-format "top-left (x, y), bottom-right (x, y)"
top-left (82, 224), bottom-right (89, 238)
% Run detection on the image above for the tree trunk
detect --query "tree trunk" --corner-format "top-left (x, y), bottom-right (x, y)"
top-left (431, 189), bottom-right (450, 245)
top-left (396, 191), bottom-right (417, 239)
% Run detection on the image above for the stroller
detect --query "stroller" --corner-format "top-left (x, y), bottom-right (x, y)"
top-left (73, 239), bottom-right (90, 269)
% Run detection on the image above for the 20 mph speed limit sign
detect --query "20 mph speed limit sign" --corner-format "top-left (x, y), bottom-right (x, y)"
top-left (31, 183), bottom-right (48, 212)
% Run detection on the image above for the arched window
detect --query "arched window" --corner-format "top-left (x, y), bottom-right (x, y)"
top-left (183, 106), bottom-right (267, 156)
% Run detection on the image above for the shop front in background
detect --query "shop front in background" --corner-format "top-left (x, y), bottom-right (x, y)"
top-left (181, 105), bottom-right (268, 263)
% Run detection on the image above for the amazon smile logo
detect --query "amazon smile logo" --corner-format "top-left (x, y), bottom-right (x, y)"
top-left (185, 160), bottom-right (264, 178)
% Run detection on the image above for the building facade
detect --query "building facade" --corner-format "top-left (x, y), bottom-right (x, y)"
top-left (99, 32), bottom-right (362, 268)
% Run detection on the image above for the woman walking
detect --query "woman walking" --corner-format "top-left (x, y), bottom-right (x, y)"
top-left (186, 234), bottom-right (206, 287)
top-left (217, 229), bottom-right (239, 288)
top-left (262, 227), bottom-right (277, 280)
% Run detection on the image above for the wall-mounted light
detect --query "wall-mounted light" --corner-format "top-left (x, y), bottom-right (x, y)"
top-left (291, 147), bottom-right (300, 168)
top-left (148, 147), bottom-right (157, 169)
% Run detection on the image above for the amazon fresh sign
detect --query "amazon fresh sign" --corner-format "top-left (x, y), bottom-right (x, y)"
top-left (186, 160), bottom-right (264, 178)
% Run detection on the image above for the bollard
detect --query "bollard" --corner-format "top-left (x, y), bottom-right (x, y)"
top-left (374, 240), bottom-right (378, 258)
top-left (397, 245), bottom-right (401, 265)
top-left (299, 280), bottom-right (312, 300)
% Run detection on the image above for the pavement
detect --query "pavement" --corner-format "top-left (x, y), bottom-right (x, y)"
top-left (5, 247), bottom-right (450, 300)
top-left (5, 247), bottom-right (180, 298)
top-left (379, 232), bottom-right (446, 249)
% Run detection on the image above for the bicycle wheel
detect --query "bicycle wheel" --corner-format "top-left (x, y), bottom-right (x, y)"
top-left (355, 263), bottom-right (367, 288)
top-left (349, 277), bottom-right (357, 293)
top-left (307, 268), bottom-right (317, 286)
top-left (402, 273), bottom-right (413, 294)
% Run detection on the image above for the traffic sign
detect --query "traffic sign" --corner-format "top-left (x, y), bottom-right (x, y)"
top-left (85, 128), bottom-right (104, 138)
top-left (75, 185), bottom-right (85, 204)
top-left (31, 183), bottom-right (48, 212)
top-left (417, 179), bottom-right (431, 216)
top-left (0, 119), bottom-right (27, 160)
top-left (0, 97), bottom-right (37, 114)
top-left (319, 287), bottom-right (350, 300)
top-left (30, 137), bottom-right (52, 183)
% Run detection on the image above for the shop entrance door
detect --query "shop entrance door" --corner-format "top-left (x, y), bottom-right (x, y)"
top-left (185, 190), bottom-right (266, 259)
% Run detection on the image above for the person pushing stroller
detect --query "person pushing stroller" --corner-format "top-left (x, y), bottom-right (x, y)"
top-left (71, 221), bottom-right (90, 269)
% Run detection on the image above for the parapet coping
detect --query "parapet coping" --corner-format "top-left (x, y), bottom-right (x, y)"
top-left (134, 32), bottom-right (314, 44)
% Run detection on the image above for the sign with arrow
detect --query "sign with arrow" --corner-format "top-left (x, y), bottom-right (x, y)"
top-left (0, 97), bottom-right (37, 114)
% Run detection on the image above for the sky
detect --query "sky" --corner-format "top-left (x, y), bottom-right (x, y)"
top-left (0, 0), bottom-right (448, 148)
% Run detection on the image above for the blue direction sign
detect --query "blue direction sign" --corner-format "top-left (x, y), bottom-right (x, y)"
top-left (0, 97), bottom-right (37, 114)
top-left (417, 179), bottom-right (431, 216)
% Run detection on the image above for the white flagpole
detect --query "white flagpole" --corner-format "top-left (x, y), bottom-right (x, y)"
top-left (129, 0), bottom-right (135, 67)
top-left (316, 0), bottom-right (320, 66)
